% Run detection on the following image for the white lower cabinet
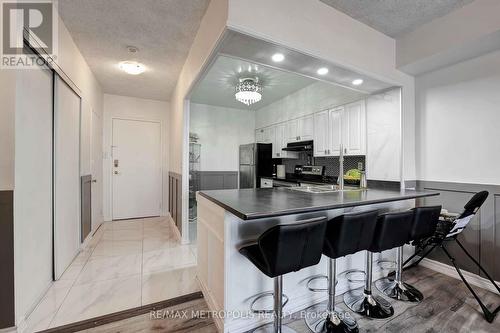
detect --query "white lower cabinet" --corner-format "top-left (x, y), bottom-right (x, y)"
top-left (313, 101), bottom-right (365, 157)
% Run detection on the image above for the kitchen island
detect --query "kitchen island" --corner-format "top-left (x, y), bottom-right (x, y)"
top-left (196, 187), bottom-right (439, 332)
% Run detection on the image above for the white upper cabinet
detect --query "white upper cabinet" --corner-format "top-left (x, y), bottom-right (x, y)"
top-left (285, 115), bottom-right (313, 143)
top-left (274, 123), bottom-right (297, 159)
top-left (258, 100), bottom-right (366, 158)
top-left (343, 100), bottom-right (366, 155)
top-left (313, 110), bottom-right (329, 156)
top-left (329, 107), bottom-right (343, 156)
top-left (312, 103), bottom-right (365, 157)
top-left (265, 126), bottom-right (275, 144)
top-left (285, 118), bottom-right (299, 143)
top-left (298, 115), bottom-right (314, 141)
top-left (255, 128), bottom-right (265, 143)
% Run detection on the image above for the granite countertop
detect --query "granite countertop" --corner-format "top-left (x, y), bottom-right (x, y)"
top-left (198, 188), bottom-right (439, 220)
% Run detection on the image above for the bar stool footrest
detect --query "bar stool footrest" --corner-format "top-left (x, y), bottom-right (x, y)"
top-left (305, 274), bottom-right (331, 292)
top-left (249, 291), bottom-right (289, 314)
top-left (338, 269), bottom-right (366, 283)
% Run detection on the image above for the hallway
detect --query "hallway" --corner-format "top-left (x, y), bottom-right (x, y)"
top-left (24, 218), bottom-right (198, 332)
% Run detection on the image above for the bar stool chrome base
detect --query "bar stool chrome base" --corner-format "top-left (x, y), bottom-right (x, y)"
top-left (253, 324), bottom-right (297, 333)
top-left (343, 288), bottom-right (394, 319)
top-left (250, 292), bottom-right (289, 314)
top-left (375, 278), bottom-right (423, 302)
top-left (305, 302), bottom-right (359, 333)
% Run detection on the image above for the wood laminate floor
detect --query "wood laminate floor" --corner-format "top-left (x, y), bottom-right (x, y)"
top-left (77, 266), bottom-right (500, 333)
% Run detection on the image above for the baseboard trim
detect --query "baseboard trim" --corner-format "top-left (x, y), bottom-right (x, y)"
top-left (0, 326), bottom-right (17, 333)
top-left (37, 291), bottom-right (204, 333)
top-left (420, 258), bottom-right (500, 295)
top-left (167, 213), bottom-right (183, 243)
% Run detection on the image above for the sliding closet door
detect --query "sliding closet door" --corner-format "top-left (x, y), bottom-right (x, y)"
top-left (14, 60), bottom-right (53, 319)
top-left (54, 76), bottom-right (81, 279)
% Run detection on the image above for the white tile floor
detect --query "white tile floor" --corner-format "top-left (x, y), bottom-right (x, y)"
top-left (23, 217), bottom-right (198, 332)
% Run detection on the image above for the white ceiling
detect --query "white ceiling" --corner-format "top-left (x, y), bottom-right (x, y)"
top-left (58, 0), bottom-right (210, 101)
top-left (190, 56), bottom-right (316, 110)
top-left (320, 0), bottom-right (475, 37)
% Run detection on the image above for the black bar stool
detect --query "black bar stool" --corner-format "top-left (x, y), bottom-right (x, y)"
top-left (239, 217), bottom-right (327, 333)
top-left (344, 211), bottom-right (414, 318)
top-left (375, 206), bottom-right (441, 302)
top-left (305, 210), bottom-right (379, 333)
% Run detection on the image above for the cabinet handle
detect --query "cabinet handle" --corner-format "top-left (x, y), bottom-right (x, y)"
top-left (344, 148), bottom-right (347, 153)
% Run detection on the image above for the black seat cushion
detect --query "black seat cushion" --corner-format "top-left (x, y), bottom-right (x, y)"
top-left (323, 210), bottom-right (379, 259)
top-left (410, 206), bottom-right (442, 241)
top-left (369, 210), bottom-right (414, 252)
top-left (239, 217), bottom-right (327, 278)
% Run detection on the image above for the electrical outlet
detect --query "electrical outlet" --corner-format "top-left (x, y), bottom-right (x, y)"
top-left (358, 162), bottom-right (363, 170)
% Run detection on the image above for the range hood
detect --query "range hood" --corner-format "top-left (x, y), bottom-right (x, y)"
top-left (282, 140), bottom-right (313, 152)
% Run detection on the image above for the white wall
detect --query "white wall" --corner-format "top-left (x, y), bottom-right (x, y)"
top-left (103, 94), bottom-right (169, 220)
top-left (190, 103), bottom-right (255, 171)
top-left (255, 82), bottom-right (366, 129)
top-left (366, 89), bottom-right (401, 181)
top-left (416, 49), bottom-right (500, 185)
top-left (169, 0), bottom-right (228, 175)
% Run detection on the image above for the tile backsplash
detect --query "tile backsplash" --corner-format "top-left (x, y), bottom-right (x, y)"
top-left (278, 152), bottom-right (365, 177)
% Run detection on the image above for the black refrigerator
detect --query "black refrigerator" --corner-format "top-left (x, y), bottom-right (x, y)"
top-left (239, 143), bottom-right (273, 189)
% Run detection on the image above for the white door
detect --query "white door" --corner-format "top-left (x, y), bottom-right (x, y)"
top-left (91, 111), bottom-right (103, 231)
top-left (313, 111), bottom-right (329, 156)
top-left (344, 101), bottom-right (366, 155)
top-left (298, 115), bottom-right (314, 141)
top-left (15, 62), bottom-right (53, 312)
top-left (329, 108), bottom-right (343, 156)
top-left (54, 77), bottom-right (81, 279)
top-left (112, 119), bottom-right (161, 220)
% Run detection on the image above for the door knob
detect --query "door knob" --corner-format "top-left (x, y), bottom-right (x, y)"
top-left (92, 179), bottom-right (97, 183)
top-left (114, 171), bottom-right (119, 175)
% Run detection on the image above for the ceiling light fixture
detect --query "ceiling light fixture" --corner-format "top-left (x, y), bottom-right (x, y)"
top-left (119, 61), bottom-right (146, 75)
top-left (317, 67), bottom-right (329, 75)
top-left (235, 77), bottom-right (262, 106)
top-left (272, 53), bottom-right (285, 62)
top-left (352, 79), bottom-right (364, 86)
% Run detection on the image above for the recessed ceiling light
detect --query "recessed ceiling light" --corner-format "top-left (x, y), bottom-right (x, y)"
top-left (119, 61), bottom-right (145, 75)
top-left (352, 79), bottom-right (364, 86)
top-left (272, 53), bottom-right (285, 62)
top-left (317, 67), bottom-right (329, 75)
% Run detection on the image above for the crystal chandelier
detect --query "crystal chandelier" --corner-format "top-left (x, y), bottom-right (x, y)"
top-left (235, 77), bottom-right (262, 106)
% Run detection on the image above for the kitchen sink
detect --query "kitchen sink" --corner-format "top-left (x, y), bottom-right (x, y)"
top-left (289, 185), bottom-right (363, 194)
